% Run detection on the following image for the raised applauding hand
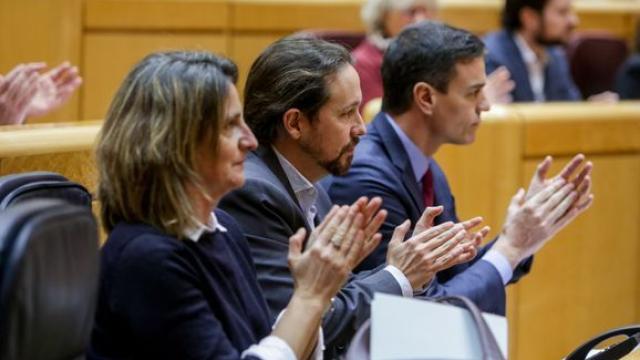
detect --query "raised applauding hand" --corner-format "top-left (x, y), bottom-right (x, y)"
top-left (494, 154), bottom-right (594, 268)
top-left (387, 206), bottom-right (490, 290)
top-left (0, 62), bottom-right (82, 125)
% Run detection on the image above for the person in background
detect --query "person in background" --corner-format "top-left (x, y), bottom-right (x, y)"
top-left (0, 62), bottom-right (82, 125)
top-left (484, 0), bottom-right (618, 102)
top-left (354, 0), bottom-right (515, 110)
top-left (616, 24), bottom-right (640, 99)
top-left (89, 50), bottom-right (375, 359)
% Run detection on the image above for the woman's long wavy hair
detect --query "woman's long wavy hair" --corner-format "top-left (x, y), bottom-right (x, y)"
top-left (96, 51), bottom-right (237, 237)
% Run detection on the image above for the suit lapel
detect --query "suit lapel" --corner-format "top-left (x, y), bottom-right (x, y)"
top-left (253, 146), bottom-right (313, 232)
top-left (502, 31), bottom-right (535, 101)
top-left (370, 113), bottom-right (424, 214)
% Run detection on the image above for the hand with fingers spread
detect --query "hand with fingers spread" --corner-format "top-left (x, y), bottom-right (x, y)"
top-left (495, 176), bottom-right (594, 268)
top-left (27, 62), bottom-right (82, 118)
top-left (288, 205), bottom-right (369, 306)
top-left (526, 154), bottom-right (594, 213)
top-left (0, 63), bottom-right (45, 125)
top-left (348, 196), bottom-right (387, 267)
top-left (386, 206), bottom-right (491, 290)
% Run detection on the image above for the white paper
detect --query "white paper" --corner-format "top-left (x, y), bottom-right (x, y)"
top-left (370, 293), bottom-right (508, 360)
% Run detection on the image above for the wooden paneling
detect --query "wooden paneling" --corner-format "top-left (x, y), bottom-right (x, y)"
top-left (82, 33), bottom-right (228, 119)
top-left (0, 121), bottom-right (101, 157)
top-left (230, 0), bottom-right (363, 32)
top-left (0, 0), bottom-right (82, 123)
top-left (229, 33), bottom-right (287, 96)
top-left (434, 102), bottom-right (640, 359)
top-left (5, 0), bottom-right (640, 124)
top-left (440, 0), bottom-right (501, 35)
top-left (520, 102), bottom-right (640, 156)
top-left (512, 155), bottom-right (640, 360)
top-left (85, 0), bottom-right (229, 30)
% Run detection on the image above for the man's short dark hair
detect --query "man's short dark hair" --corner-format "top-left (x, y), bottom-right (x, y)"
top-left (502, 0), bottom-right (549, 31)
top-left (381, 21), bottom-right (485, 115)
top-left (244, 37), bottom-right (352, 145)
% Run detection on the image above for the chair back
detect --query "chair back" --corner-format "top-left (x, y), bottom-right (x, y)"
top-left (0, 171), bottom-right (92, 210)
top-left (295, 29), bottom-right (366, 50)
top-left (567, 32), bottom-right (629, 98)
top-left (0, 199), bottom-right (99, 360)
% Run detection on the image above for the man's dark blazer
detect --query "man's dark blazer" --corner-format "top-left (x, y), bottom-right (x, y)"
top-left (616, 54), bottom-right (640, 99)
top-left (323, 113), bottom-right (533, 316)
top-left (484, 30), bottom-right (581, 102)
top-left (219, 146), bottom-right (403, 355)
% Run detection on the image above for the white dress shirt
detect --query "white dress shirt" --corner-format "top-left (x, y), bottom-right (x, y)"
top-left (272, 147), bottom-right (415, 297)
top-left (514, 33), bottom-right (549, 102)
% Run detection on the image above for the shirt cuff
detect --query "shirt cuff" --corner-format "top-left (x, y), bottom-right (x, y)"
top-left (482, 249), bottom-right (513, 285)
top-left (384, 265), bottom-right (413, 297)
top-left (242, 335), bottom-right (296, 360)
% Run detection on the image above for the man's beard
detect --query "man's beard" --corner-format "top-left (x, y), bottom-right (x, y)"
top-left (300, 137), bottom-right (360, 176)
top-left (533, 19), bottom-right (573, 47)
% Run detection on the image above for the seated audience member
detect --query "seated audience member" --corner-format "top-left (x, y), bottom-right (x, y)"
top-left (354, 0), bottom-right (514, 109)
top-left (484, 0), bottom-right (617, 102)
top-left (325, 21), bottom-right (594, 315)
top-left (88, 51), bottom-right (374, 359)
top-left (0, 62), bottom-right (82, 125)
top-left (616, 26), bottom-right (640, 99)
top-left (219, 37), bottom-right (487, 357)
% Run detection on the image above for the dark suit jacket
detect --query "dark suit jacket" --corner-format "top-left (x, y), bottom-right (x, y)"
top-left (484, 30), bottom-right (581, 102)
top-left (88, 211), bottom-right (267, 359)
top-left (616, 54), bottom-right (640, 99)
top-left (323, 113), bottom-right (533, 315)
top-left (219, 146), bottom-right (403, 356)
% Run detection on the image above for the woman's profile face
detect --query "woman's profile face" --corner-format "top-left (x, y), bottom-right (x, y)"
top-left (195, 84), bottom-right (258, 202)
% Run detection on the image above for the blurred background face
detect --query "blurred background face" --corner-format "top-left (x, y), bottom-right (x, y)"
top-left (535, 0), bottom-right (578, 45)
top-left (383, 1), bottom-right (437, 38)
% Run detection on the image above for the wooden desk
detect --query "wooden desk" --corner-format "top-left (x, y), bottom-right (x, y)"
top-left (0, 121), bottom-right (101, 199)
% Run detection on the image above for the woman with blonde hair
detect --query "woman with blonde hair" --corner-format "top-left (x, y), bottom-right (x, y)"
top-left (89, 51), bottom-right (377, 359)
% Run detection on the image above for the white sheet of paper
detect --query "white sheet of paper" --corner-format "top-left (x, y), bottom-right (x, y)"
top-left (371, 293), bottom-right (508, 360)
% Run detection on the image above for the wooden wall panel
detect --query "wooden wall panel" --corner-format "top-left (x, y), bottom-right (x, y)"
top-left (0, 151), bottom-right (97, 192)
top-left (85, 0), bottom-right (228, 30)
top-left (521, 103), bottom-right (640, 156)
top-left (230, 0), bottom-right (363, 32)
top-left (0, 0), bottom-right (82, 123)
top-left (82, 33), bottom-right (228, 119)
top-left (512, 155), bottom-right (640, 360)
top-left (229, 33), bottom-right (288, 96)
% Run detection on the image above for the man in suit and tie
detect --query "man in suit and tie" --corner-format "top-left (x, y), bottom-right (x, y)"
top-left (325, 20), bottom-right (594, 318)
top-left (484, 0), bottom-right (617, 102)
top-left (219, 37), bottom-right (486, 357)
